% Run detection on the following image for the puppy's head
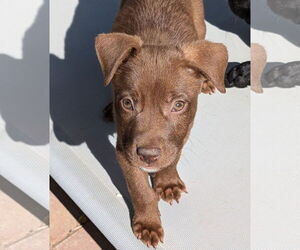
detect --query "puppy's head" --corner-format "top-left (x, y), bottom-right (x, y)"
top-left (95, 33), bottom-right (228, 173)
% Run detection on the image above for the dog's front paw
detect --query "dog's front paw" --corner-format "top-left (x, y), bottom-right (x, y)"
top-left (154, 177), bottom-right (187, 205)
top-left (132, 217), bottom-right (164, 248)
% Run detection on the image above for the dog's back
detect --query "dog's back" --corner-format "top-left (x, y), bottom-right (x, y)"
top-left (113, 0), bottom-right (205, 45)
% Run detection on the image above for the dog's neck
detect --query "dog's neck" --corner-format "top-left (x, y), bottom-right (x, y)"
top-left (113, 0), bottom-right (199, 46)
top-left (140, 28), bottom-right (197, 47)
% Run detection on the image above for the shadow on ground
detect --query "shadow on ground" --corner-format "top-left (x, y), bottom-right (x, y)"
top-left (0, 0), bottom-right (49, 224)
top-left (203, 0), bottom-right (250, 46)
top-left (252, 0), bottom-right (300, 47)
top-left (0, 176), bottom-right (48, 224)
top-left (50, 0), bottom-right (133, 218)
top-left (50, 178), bottom-right (116, 249)
top-left (0, 0), bottom-right (49, 145)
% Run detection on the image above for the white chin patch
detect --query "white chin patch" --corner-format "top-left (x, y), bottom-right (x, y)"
top-left (140, 167), bottom-right (159, 173)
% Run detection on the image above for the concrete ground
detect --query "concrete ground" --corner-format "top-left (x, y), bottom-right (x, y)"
top-left (0, 178), bottom-right (115, 250)
top-left (50, 179), bottom-right (115, 250)
top-left (0, 180), bottom-right (48, 250)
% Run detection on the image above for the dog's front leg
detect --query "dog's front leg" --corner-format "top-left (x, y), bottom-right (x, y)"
top-left (153, 163), bottom-right (187, 205)
top-left (119, 157), bottom-right (164, 247)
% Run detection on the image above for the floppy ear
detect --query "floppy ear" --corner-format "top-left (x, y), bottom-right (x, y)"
top-left (182, 40), bottom-right (228, 93)
top-left (95, 33), bottom-right (143, 86)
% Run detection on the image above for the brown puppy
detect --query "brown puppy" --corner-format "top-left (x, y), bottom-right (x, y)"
top-left (95, 0), bottom-right (228, 247)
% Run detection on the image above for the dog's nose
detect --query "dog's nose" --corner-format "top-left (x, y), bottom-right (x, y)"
top-left (137, 147), bottom-right (161, 164)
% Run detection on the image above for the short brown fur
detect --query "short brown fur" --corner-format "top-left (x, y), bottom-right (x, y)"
top-left (95, 0), bottom-right (228, 247)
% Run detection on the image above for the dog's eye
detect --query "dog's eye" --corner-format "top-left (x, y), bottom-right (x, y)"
top-left (121, 98), bottom-right (134, 111)
top-left (172, 100), bottom-right (185, 112)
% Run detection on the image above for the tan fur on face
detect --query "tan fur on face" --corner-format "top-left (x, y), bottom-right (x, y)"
top-left (112, 45), bottom-right (200, 171)
top-left (251, 43), bottom-right (267, 93)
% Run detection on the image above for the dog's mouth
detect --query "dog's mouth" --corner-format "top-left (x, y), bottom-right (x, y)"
top-left (122, 146), bottom-right (179, 173)
top-left (137, 161), bottom-right (161, 173)
top-left (139, 166), bottom-right (159, 173)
